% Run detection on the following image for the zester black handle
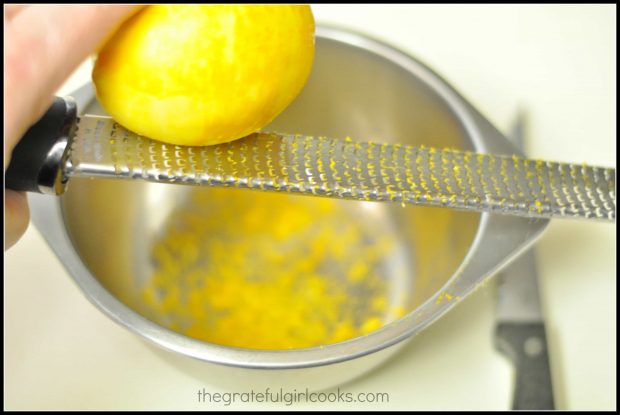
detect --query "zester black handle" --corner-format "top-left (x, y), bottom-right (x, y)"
top-left (5, 97), bottom-right (77, 194)
top-left (496, 322), bottom-right (555, 410)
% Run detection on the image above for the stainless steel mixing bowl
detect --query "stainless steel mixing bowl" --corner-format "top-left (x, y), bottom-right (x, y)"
top-left (29, 26), bottom-right (548, 390)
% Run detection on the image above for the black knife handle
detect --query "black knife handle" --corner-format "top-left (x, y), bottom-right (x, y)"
top-left (496, 322), bottom-right (555, 410)
top-left (5, 96), bottom-right (77, 195)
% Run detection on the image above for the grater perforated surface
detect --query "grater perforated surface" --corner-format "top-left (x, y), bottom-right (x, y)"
top-left (68, 115), bottom-right (616, 222)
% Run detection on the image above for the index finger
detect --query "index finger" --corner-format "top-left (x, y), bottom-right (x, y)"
top-left (4, 5), bottom-right (144, 169)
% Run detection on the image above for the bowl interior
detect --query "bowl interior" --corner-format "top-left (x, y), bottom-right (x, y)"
top-left (61, 36), bottom-right (480, 350)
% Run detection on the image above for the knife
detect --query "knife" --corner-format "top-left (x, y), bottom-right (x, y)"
top-left (495, 112), bottom-right (555, 409)
top-left (5, 96), bottom-right (616, 222)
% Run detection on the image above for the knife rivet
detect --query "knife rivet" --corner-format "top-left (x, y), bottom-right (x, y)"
top-left (524, 336), bottom-right (544, 357)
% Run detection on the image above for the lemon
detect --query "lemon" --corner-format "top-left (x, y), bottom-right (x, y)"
top-left (92, 5), bottom-right (315, 146)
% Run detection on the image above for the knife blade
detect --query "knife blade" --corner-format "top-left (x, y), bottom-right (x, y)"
top-left (5, 96), bottom-right (616, 222)
top-left (495, 111), bottom-right (555, 410)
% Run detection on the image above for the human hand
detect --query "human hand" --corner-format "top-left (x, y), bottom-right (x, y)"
top-left (4, 4), bottom-right (143, 249)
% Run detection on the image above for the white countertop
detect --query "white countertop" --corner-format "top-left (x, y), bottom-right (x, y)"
top-left (5, 5), bottom-right (616, 410)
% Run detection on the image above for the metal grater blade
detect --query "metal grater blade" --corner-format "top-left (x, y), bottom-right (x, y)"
top-left (67, 115), bottom-right (616, 222)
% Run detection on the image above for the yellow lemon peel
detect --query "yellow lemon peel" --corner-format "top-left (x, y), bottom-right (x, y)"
top-left (142, 189), bottom-right (401, 350)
